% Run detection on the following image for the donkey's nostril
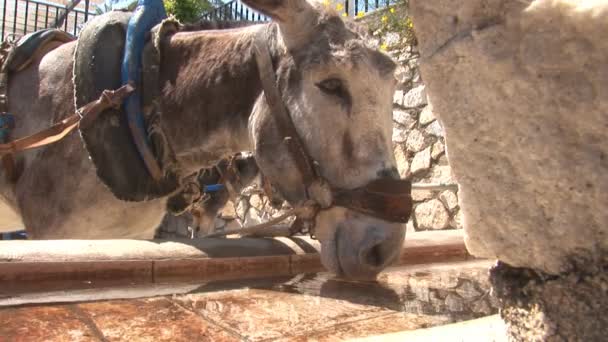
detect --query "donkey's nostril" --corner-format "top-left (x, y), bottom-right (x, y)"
top-left (335, 223), bottom-right (404, 279)
top-left (361, 242), bottom-right (385, 268)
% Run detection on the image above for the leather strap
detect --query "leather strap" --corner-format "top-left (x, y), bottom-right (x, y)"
top-left (141, 18), bottom-right (181, 182)
top-left (0, 30), bottom-right (76, 183)
top-left (253, 33), bottom-right (318, 189)
top-left (333, 178), bottom-right (412, 223)
top-left (0, 84), bottom-right (134, 156)
top-left (251, 31), bottom-right (412, 235)
top-left (121, 2), bottom-right (168, 182)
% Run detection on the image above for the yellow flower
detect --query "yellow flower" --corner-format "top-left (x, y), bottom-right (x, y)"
top-left (381, 15), bottom-right (388, 23)
top-left (322, 0), bottom-right (330, 6)
top-left (404, 17), bottom-right (413, 28)
top-left (341, 12), bottom-right (348, 17)
top-left (389, 7), bottom-right (395, 13)
top-left (335, 3), bottom-right (344, 11)
top-left (380, 43), bottom-right (388, 51)
top-left (356, 11), bottom-right (365, 18)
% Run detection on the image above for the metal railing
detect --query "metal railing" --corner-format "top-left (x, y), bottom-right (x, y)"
top-left (200, 0), bottom-right (269, 22)
top-left (0, 0), bottom-right (96, 41)
top-left (0, 0), bottom-right (404, 42)
top-left (350, 0), bottom-right (397, 15)
top-left (201, 0), bottom-right (402, 22)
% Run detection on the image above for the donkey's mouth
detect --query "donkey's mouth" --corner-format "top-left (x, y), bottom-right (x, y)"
top-left (334, 220), bottom-right (404, 280)
top-left (321, 224), bottom-right (379, 280)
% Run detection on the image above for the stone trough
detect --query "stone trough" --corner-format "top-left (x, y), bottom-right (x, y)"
top-left (0, 230), bottom-right (470, 295)
top-left (0, 230), bottom-right (507, 340)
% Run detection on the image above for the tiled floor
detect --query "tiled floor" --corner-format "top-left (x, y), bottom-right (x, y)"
top-left (0, 260), bottom-right (497, 341)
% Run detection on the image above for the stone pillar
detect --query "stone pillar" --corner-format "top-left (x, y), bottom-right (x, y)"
top-left (358, 8), bottom-right (463, 235)
top-left (490, 261), bottom-right (608, 341)
top-left (410, 0), bottom-right (608, 339)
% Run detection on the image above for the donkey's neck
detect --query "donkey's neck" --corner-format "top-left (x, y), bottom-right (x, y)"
top-left (158, 23), bottom-right (275, 175)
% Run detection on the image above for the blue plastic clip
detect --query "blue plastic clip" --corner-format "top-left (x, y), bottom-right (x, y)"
top-left (0, 113), bottom-right (15, 142)
top-left (203, 184), bottom-right (224, 193)
top-left (1, 230), bottom-right (27, 240)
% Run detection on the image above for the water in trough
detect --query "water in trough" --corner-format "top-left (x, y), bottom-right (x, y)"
top-left (0, 260), bottom-right (499, 340)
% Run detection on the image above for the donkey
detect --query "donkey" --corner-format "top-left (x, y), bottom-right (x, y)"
top-left (0, 0), bottom-right (403, 279)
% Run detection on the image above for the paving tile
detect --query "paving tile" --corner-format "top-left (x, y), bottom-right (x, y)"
top-left (0, 260), bottom-right (497, 341)
top-left (172, 287), bottom-right (396, 341)
top-left (167, 261), bottom-right (497, 341)
top-left (77, 297), bottom-right (240, 341)
top-left (353, 315), bottom-right (507, 342)
top-left (0, 305), bottom-right (97, 342)
top-left (278, 312), bottom-right (452, 342)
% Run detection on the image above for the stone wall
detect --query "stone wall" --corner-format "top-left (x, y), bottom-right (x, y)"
top-left (157, 3), bottom-right (462, 238)
top-left (359, 4), bottom-right (461, 233)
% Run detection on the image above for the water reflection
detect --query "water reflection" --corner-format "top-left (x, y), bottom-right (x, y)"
top-left (2, 261), bottom-right (498, 322)
top-left (183, 261), bottom-right (499, 320)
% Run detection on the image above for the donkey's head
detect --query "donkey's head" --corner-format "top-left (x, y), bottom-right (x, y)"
top-left (247, 0), bottom-right (402, 279)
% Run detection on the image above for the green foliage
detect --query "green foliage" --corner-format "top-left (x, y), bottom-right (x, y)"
top-left (368, 1), bottom-right (417, 51)
top-left (163, 0), bottom-right (214, 23)
top-left (381, 13), bottom-right (416, 49)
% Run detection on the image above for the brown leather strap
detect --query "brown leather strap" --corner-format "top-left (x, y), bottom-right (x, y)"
top-left (252, 34), bottom-right (412, 232)
top-left (0, 32), bottom-right (77, 183)
top-left (139, 19), bottom-right (181, 182)
top-left (203, 35), bottom-right (413, 240)
top-left (0, 84), bottom-right (134, 157)
top-left (332, 178), bottom-right (412, 223)
top-left (253, 33), bottom-right (318, 189)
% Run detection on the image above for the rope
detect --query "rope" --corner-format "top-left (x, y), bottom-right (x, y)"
top-left (201, 205), bottom-right (314, 238)
top-left (199, 182), bottom-right (456, 239)
top-left (411, 183), bottom-right (459, 191)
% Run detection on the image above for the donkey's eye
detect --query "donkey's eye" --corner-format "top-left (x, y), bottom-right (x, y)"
top-left (316, 78), bottom-right (344, 96)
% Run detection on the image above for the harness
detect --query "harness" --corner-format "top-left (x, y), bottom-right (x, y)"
top-left (121, 0), bottom-right (168, 181)
top-left (0, 21), bottom-right (412, 239)
top-left (203, 33), bottom-right (413, 238)
top-left (0, 29), bottom-right (77, 183)
top-left (0, 84), bottom-right (135, 156)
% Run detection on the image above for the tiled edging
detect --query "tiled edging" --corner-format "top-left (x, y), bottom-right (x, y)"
top-left (0, 231), bottom-right (473, 293)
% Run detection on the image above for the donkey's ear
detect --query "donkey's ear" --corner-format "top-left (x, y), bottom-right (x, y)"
top-left (242, 0), bottom-right (312, 23)
top-left (243, 0), bottom-right (319, 50)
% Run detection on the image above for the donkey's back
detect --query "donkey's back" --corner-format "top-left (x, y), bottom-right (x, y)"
top-left (0, 30), bottom-right (167, 239)
top-left (0, 32), bottom-right (77, 234)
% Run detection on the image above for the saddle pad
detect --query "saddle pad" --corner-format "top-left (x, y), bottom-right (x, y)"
top-left (7, 29), bottom-right (75, 72)
top-left (73, 11), bottom-right (178, 202)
